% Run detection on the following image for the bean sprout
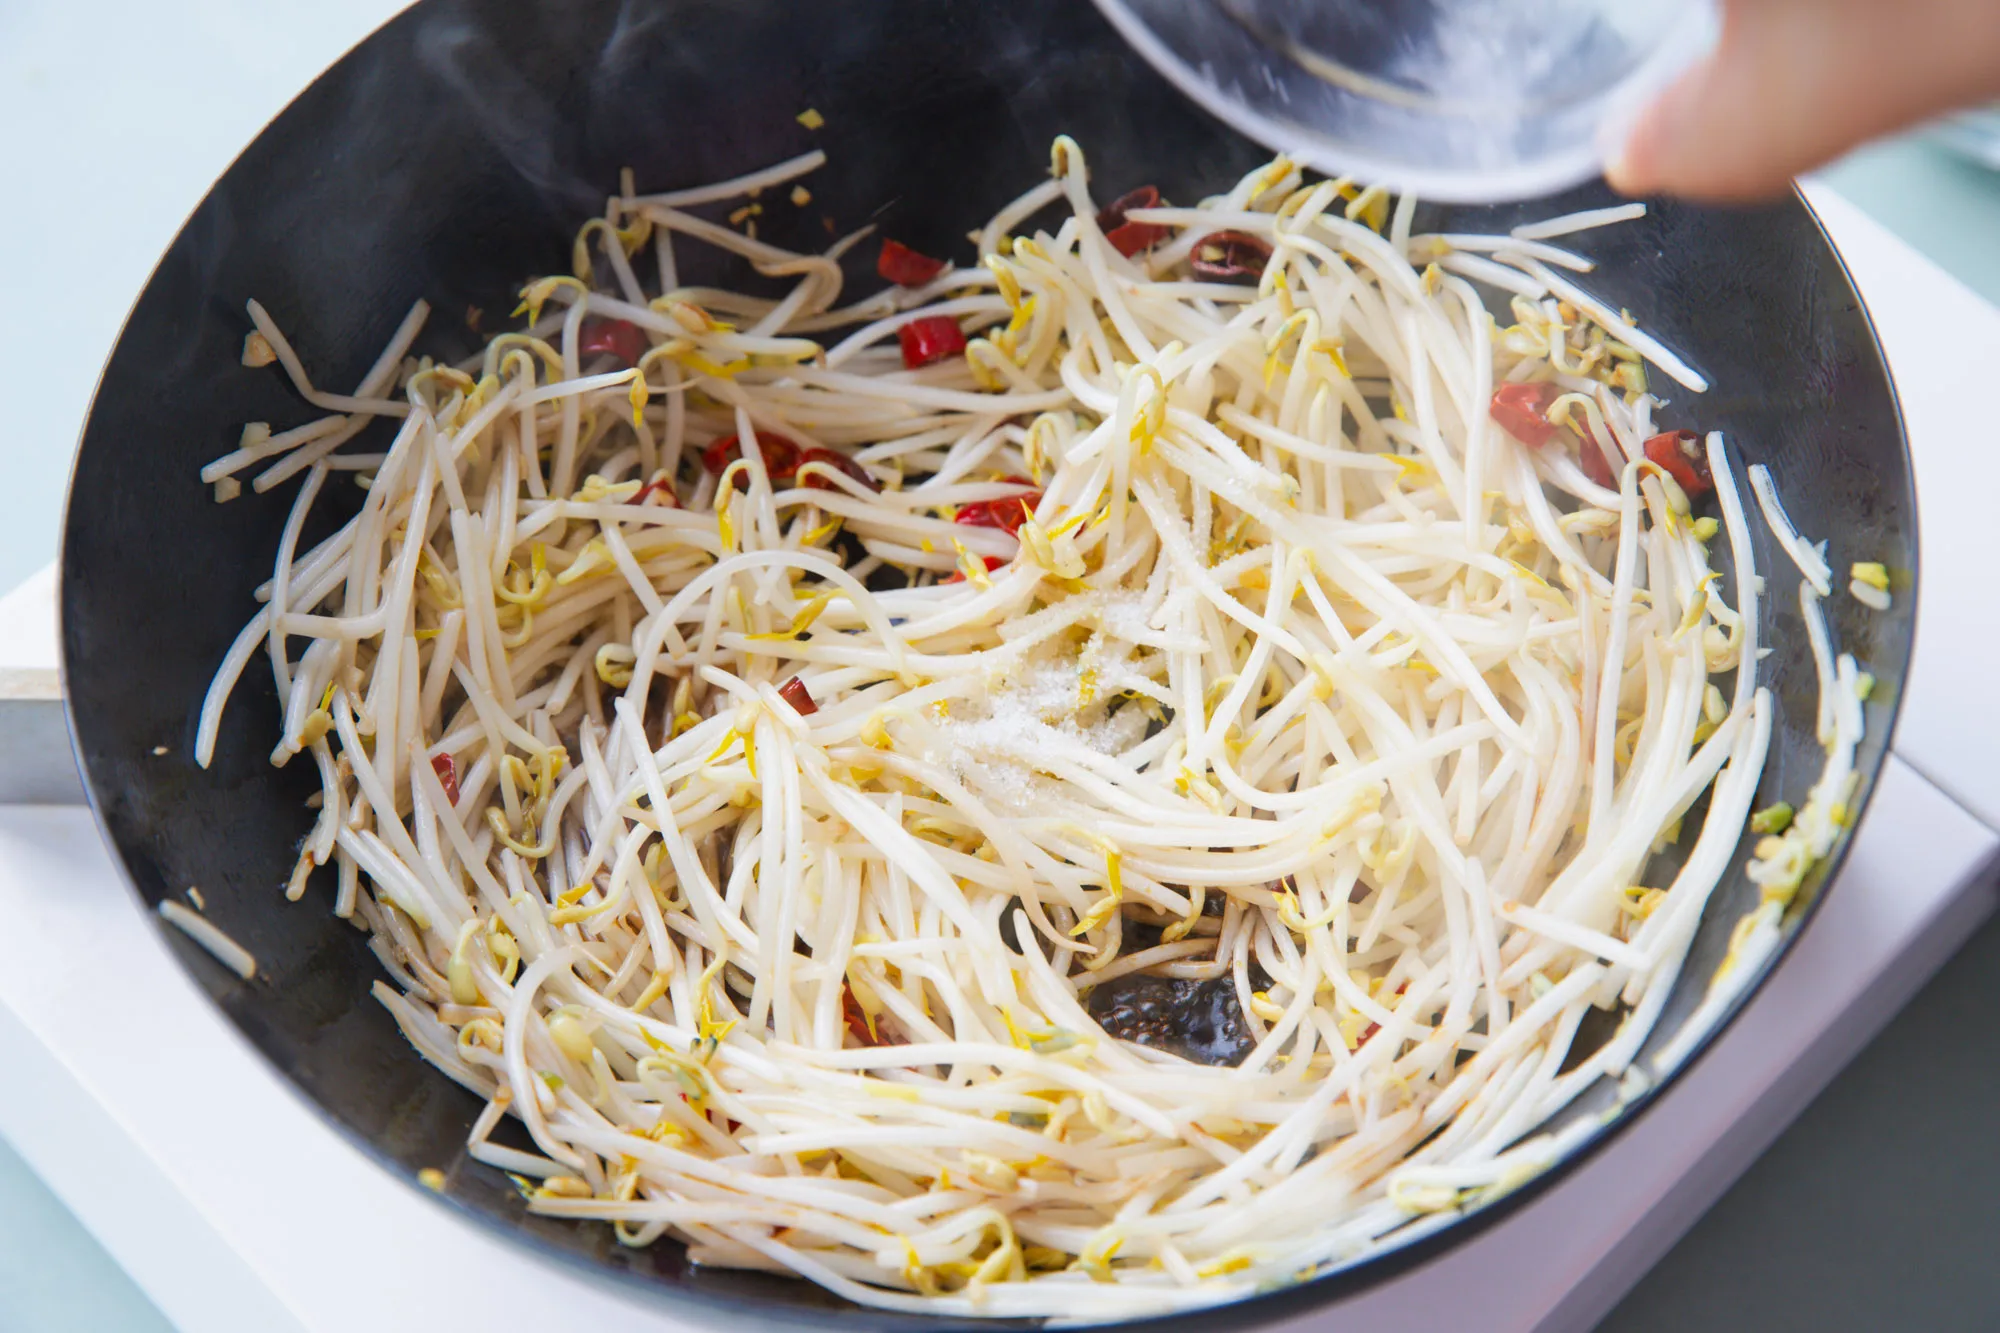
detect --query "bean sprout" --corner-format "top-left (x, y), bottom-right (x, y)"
top-left (158, 900), bottom-right (258, 980)
top-left (1510, 203), bottom-right (1648, 242)
top-left (196, 142), bottom-right (1868, 1317)
top-left (1748, 462), bottom-right (1835, 595)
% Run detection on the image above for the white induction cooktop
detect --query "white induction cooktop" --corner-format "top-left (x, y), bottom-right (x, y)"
top-left (0, 186), bottom-right (1996, 1333)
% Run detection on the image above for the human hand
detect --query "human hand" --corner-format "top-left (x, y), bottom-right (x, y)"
top-left (1608, 0), bottom-right (2000, 201)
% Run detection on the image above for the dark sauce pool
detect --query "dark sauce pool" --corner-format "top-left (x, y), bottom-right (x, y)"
top-left (1086, 973), bottom-right (1258, 1066)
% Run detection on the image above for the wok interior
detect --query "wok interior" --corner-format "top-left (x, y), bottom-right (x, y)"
top-left (59, 0), bottom-right (1915, 1326)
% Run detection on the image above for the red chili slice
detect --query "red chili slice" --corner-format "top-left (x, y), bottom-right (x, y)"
top-left (1359, 981), bottom-right (1410, 1045)
top-left (777, 676), bottom-right (818, 717)
top-left (633, 475), bottom-right (680, 507)
top-left (898, 315), bottom-right (967, 369)
top-left (1642, 430), bottom-right (1713, 495)
top-left (797, 447), bottom-right (878, 492)
top-left (1489, 382), bottom-right (1568, 449)
top-left (701, 432), bottom-right (802, 488)
top-left (1189, 230), bottom-right (1273, 282)
top-left (878, 238), bottom-right (948, 287)
top-left (579, 318), bottom-right (648, 366)
top-left (1581, 440), bottom-right (1615, 489)
top-left (1095, 185), bottom-right (1159, 232)
top-left (1096, 186), bottom-right (1170, 257)
top-left (842, 984), bottom-right (877, 1045)
top-left (1106, 221), bottom-right (1169, 257)
top-left (1579, 422), bottom-right (1617, 489)
top-left (944, 554), bottom-right (1008, 584)
top-left (430, 752), bottom-right (459, 805)
top-left (953, 489), bottom-right (1040, 535)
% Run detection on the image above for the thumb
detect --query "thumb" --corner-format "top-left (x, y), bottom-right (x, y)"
top-left (1609, 0), bottom-right (2000, 202)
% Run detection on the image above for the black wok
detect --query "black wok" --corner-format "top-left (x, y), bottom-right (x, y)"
top-left (59, 0), bottom-right (1918, 1327)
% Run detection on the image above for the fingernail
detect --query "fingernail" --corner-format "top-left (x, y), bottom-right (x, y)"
top-left (1604, 143), bottom-right (1646, 196)
top-left (1599, 90), bottom-right (1655, 194)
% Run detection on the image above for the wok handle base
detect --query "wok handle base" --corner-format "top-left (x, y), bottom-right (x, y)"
top-left (0, 670), bottom-right (86, 805)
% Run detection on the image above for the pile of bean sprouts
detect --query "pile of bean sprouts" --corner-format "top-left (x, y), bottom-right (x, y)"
top-left (195, 139), bottom-right (1872, 1319)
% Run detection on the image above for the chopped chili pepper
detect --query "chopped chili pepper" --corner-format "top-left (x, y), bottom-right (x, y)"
top-left (878, 238), bottom-right (948, 287)
top-left (944, 554), bottom-right (1008, 584)
top-left (1581, 439), bottom-right (1615, 489)
top-left (1579, 422), bottom-right (1617, 489)
top-left (1096, 186), bottom-right (1170, 257)
top-left (842, 983), bottom-right (876, 1045)
top-left (1642, 429), bottom-right (1713, 495)
top-left (1359, 981), bottom-right (1410, 1045)
top-left (1105, 222), bottom-right (1165, 258)
top-left (1189, 230), bottom-right (1272, 282)
top-left (633, 475), bottom-right (680, 507)
top-left (1095, 185), bottom-right (1158, 233)
top-left (777, 676), bottom-right (818, 716)
top-left (430, 752), bottom-right (459, 805)
top-left (1489, 381), bottom-right (1568, 448)
top-left (579, 318), bottom-right (648, 366)
top-left (897, 315), bottom-right (966, 369)
top-left (797, 446), bottom-right (877, 492)
top-left (953, 487), bottom-right (1040, 535)
top-left (701, 432), bottom-right (802, 488)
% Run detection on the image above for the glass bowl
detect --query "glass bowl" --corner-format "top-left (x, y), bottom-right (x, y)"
top-left (1092, 0), bottom-right (1716, 201)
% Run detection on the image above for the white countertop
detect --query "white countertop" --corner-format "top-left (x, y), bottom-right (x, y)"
top-left (1829, 187), bottom-right (2000, 829)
